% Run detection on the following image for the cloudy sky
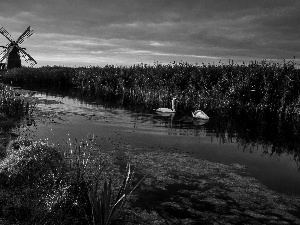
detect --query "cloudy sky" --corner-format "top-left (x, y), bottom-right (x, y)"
top-left (0, 0), bottom-right (299, 67)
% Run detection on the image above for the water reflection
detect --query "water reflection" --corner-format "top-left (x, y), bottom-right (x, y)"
top-left (193, 118), bottom-right (209, 126)
top-left (27, 87), bottom-right (300, 159)
top-left (6, 86), bottom-right (300, 170)
top-left (127, 104), bottom-right (300, 168)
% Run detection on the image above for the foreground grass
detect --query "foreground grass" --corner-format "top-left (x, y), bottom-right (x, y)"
top-left (0, 137), bottom-right (143, 225)
top-left (3, 61), bottom-right (300, 118)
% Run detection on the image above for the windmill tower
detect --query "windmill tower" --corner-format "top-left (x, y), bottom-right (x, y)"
top-left (0, 26), bottom-right (37, 69)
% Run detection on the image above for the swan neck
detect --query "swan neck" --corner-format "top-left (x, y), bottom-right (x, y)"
top-left (171, 99), bottom-right (175, 111)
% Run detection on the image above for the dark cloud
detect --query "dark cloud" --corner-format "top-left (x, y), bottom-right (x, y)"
top-left (1, 0), bottom-right (299, 66)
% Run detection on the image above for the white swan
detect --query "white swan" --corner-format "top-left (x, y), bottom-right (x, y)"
top-left (192, 110), bottom-right (209, 120)
top-left (156, 97), bottom-right (176, 113)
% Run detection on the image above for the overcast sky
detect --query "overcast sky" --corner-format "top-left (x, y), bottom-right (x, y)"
top-left (1, 0), bottom-right (299, 67)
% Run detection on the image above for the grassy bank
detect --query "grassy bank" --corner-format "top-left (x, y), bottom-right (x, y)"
top-left (3, 61), bottom-right (300, 118)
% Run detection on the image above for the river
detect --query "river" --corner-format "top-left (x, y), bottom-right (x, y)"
top-left (11, 87), bottom-right (300, 196)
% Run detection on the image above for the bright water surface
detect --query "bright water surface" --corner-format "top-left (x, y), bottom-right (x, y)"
top-left (14, 88), bottom-right (300, 196)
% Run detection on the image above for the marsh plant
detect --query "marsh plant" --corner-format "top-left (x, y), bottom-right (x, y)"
top-left (0, 136), bottom-right (145, 225)
top-left (88, 163), bottom-right (147, 225)
top-left (59, 136), bottom-right (147, 225)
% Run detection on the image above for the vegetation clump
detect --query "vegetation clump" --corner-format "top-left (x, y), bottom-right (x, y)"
top-left (0, 137), bottom-right (144, 225)
top-left (0, 84), bottom-right (30, 120)
top-left (0, 138), bottom-right (64, 224)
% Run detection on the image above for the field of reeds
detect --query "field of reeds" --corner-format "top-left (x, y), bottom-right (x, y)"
top-left (3, 61), bottom-right (300, 119)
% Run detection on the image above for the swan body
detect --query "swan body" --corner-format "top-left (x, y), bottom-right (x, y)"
top-left (156, 108), bottom-right (175, 113)
top-left (192, 110), bottom-right (209, 120)
top-left (156, 98), bottom-right (176, 113)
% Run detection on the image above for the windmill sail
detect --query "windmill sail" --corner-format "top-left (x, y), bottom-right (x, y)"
top-left (0, 27), bottom-right (14, 42)
top-left (0, 46), bottom-right (8, 57)
top-left (0, 46), bottom-right (13, 62)
top-left (18, 47), bottom-right (37, 67)
top-left (16, 26), bottom-right (34, 44)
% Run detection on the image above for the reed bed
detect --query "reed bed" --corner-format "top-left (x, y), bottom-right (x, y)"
top-left (2, 66), bottom-right (75, 88)
top-left (3, 61), bottom-right (300, 118)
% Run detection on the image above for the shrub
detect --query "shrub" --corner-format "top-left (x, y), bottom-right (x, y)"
top-left (0, 138), bottom-right (65, 224)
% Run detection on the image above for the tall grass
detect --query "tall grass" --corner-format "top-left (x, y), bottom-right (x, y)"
top-left (88, 163), bottom-right (147, 225)
top-left (3, 61), bottom-right (300, 117)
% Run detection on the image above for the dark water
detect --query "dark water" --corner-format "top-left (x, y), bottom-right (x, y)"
top-left (11, 88), bottom-right (300, 196)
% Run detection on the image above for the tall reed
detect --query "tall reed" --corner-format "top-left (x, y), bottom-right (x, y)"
top-left (3, 61), bottom-right (300, 118)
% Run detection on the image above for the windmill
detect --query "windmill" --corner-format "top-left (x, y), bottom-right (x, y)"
top-left (0, 26), bottom-right (37, 69)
